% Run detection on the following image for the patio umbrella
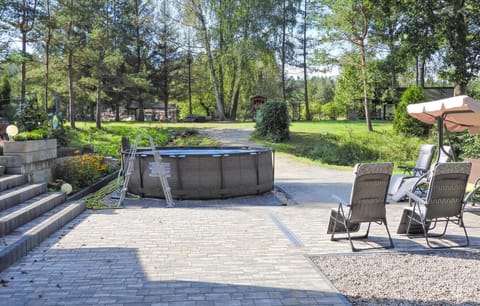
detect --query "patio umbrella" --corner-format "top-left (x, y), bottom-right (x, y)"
top-left (407, 95), bottom-right (480, 162)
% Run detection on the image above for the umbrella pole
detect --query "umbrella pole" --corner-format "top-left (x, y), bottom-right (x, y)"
top-left (436, 115), bottom-right (454, 163)
top-left (437, 116), bottom-right (443, 163)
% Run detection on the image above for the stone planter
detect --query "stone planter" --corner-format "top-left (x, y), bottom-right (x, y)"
top-left (2, 139), bottom-right (57, 183)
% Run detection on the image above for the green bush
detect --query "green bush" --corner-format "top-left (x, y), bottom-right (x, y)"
top-left (321, 101), bottom-right (343, 119)
top-left (303, 103), bottom-right (322, 120)
top-left (453, 132), bottom-right (480, 159)
top-left (14, 129), bottom-right (49, 141)
top-left (13, 101), bottom-right (69, 145)
top-left (255, 100), bottom-right (290, 142)
top-left (305, 134), bottom-right (378, 166)
top-left (393, 86), bottom-right (430, 137)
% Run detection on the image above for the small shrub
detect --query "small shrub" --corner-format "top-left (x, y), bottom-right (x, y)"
top-left (255, 100), bottom-right (290, 142)
top-left (455, 132), bottom-right (480, 159)
top-left (393, 86), bottom-right (430, 137)
top-left (15, 101), bottom-right (47, 132)
top-left (54, 154), bottom-right (116, 192)
top-left (13, 101), bottom-right (69, 145)
top-left (321, 101), bottom-right (343, 119)
top-left (14, 129), bottom-right (49, 140)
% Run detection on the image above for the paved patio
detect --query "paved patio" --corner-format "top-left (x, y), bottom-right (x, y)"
top-left (0, 127), bottom-right (479, 305)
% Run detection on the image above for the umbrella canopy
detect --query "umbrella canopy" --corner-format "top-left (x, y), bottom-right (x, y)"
top-left (407, 95), bottom-right (480, 134)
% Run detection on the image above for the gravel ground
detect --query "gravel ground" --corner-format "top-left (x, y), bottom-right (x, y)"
top-left (312, 251), bottom-right (480, 305)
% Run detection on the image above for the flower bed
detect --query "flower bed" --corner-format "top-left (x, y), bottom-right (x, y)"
top-left (53, 153), bottom-right (118, 192)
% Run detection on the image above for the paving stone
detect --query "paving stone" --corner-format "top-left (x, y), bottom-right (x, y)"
top-left (1, 127), bottom-right (478, 305)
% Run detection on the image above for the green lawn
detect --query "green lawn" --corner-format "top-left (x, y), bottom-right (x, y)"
top-left (254, 120), bottom-right (431, 170)
top-left (66, 120), bottom-right (431, 171)
top-left (65, 121), bottom-right (221, 157)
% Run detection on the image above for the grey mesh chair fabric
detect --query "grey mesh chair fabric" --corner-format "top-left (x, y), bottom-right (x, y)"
top-left (388, 144), bottom-right (436, 196)
top-left (400, 144), bottom-right (436, 176)
top-left (397, 162), bottom-right (471, 248)
top-left (328, 162), bottom-right (394, 252)
top-left (390, 146), bottom-right (453, 202)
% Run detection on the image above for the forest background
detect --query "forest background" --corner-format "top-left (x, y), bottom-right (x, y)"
top-left (1, 0), bottom-right (480, 133)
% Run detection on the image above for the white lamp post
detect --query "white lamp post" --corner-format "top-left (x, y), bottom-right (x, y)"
top-left (6, 125), bottom-right (18, 140)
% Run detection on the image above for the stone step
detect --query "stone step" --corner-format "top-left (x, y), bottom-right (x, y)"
top-left (0, 200), bottom-right (86, 272)
top-left (0, 174), bottom-right (28, 192)
top-left (0, 191), bottom-right (67, 236)
top-left (0, 183), bottom-right (47, 212)
top-left (0, 165), bottom-right (5, 176)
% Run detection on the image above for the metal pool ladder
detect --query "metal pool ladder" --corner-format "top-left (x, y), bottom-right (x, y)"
top-left (118, 133), bottom-right (175, 207)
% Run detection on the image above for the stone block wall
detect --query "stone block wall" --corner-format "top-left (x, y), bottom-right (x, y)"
top-left (1, 139), bottom-right (57, 183)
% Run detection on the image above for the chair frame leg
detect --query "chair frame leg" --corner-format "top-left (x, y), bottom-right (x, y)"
top-left (330, 205), bottom-right (394, 252)
top-left (423, 217), bottom-right (470, 249)
top-left (406, 207), bottom-right (469, 248)
top-left (383, 220), bottom-right (395, 250)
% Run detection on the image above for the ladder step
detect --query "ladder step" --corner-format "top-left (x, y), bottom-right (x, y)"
top-left (118, 133), bottom-right (174, 207)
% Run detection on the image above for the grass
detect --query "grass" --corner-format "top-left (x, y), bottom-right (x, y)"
top-left (63, 120), bottom-right (433, 171)
top-left (254, 120), bottom-right (433, 170)
top-left (65, 121), bottom-right (221, 158)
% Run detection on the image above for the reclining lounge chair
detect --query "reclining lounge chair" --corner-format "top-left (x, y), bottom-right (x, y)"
top-left (390, 146), bottom-right (452, 202)
top-left (388, 144), bottom-right (436, 197)
top-left (397, 162), bottom-right (471, 248)
top-left (328, 162), bottom-right (394, 252)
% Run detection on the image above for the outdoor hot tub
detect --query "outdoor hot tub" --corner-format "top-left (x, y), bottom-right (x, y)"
top-left (123, 146), bottom-right (274, 200)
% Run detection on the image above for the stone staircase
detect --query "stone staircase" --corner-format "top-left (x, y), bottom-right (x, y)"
top-left (0, 165), bottom-right (85, 271)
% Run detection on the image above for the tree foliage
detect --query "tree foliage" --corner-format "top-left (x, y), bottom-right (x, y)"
top-left (1, 0), bottom-right (480, 129)
top-left (393, 86), bottom-right (430, 137)
top-left (255, 100), bottom-right (290, 142)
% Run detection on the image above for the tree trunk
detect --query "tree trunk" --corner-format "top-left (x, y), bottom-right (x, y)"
top-left (197, 5), bottom-right (225, 120)
top-left (95, 79), bottom-right (102, 129)
top-left (19, 0), bottom-right (38, 108)
top-left (162, 0), bottom-right (169, 121)
top-left (137, 100), bottom-right (145, 121)
top-left (231, 84), bottom-right (241, 120)
top-left (135, 0), bottom-right (145, 122)
top-left (360, 40), bottom-right (372, 131)
top-left (67, 49), bottom-right (75, 128)
top-left (187, 53), bottom-right (192, 115)
top-left (359, 2), bottom-right (372, 132)
top-left (281, 0), bottom-right (287, 102)
top-left (21, 31), bottom-right (27, 107)
top-left (225, 61), bottom-right (238, 119)
top-left (361, 51), bottom-right (372, 131)
top-left (303, 0), bottom-right (310, 120)
top-left (44, 0), bottom-right (51, 112)
top-left (218, 24), bottom-right (226, 118)
top-left (115, 101), bottom-right (120, 121)
top-left (448, 0), bottom-right (468, 96)
top-left (419, 57), bottom-right (426, 88)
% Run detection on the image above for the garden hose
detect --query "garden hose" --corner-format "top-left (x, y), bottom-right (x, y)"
top-left (84, 180), bottom-right (123, 209)
top-left (84, 171), bottom-right (140, 209)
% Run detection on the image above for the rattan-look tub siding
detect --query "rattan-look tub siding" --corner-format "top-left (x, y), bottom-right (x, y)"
top-left (124, 146), bottom-right (274, 200)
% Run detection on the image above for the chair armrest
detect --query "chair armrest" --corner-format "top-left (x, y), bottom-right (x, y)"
top-left (331, 194), bottom-right (349, 206)
top-left (411, 173), bottom-right (429, 189)
top-left (464, 185), bottom-right (480, 203)
top-left (398, 165), bottom-right (413, 174)
top-left (405, 190), bottom-right (426, 205)
top-left (412, 167), bottom-right (428, 175)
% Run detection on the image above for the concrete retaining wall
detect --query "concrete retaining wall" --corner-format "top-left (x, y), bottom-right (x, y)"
top-left (1, 139), bottom-right (57, 184)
